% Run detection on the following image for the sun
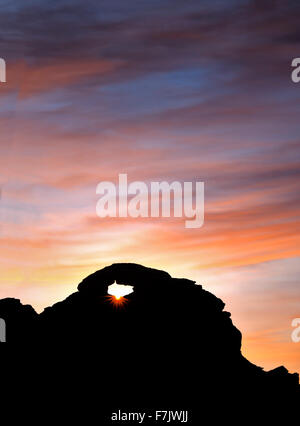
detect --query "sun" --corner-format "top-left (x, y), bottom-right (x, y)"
top-left (107, 281), bottom-right (134, 307)
top-left (107, 294), bottom-right (127, 308)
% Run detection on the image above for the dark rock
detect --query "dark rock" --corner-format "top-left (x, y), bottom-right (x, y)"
top-left (0, 263), bottom-right (298, 422)
top-left (0, 298), bottom-right (38, 343)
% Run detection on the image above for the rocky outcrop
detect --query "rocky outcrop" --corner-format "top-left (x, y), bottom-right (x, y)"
top-left (0, 263), bottom-right (298, 421)
top-left (0, 297), bottom-right (38, 342)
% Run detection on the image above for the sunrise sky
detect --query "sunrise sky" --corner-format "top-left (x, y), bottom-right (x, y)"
top-left (0, 0), bottom-right (299, 373)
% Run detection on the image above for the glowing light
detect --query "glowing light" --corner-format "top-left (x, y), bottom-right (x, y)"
top-left (107, 282), bottom-right (134, 307)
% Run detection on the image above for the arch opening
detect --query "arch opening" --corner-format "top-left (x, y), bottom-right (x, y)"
top-left (107, 281), bottom-right (134, 300)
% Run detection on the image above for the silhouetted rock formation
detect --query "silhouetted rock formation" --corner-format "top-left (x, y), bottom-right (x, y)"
top-left (0, 298), bottom-right (38, 342)
top-left (0, 263), bottom-right (299, 423)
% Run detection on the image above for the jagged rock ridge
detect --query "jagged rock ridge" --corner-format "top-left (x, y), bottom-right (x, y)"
top-left (0, 263), bottom-right (298, 420)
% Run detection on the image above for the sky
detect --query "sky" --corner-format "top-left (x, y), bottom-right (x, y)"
top-left (0, 0), bottom-right (299, 373)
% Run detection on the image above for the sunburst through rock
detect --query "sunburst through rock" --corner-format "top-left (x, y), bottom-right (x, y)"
top-left (107, 281), bottom-right (134, 306)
